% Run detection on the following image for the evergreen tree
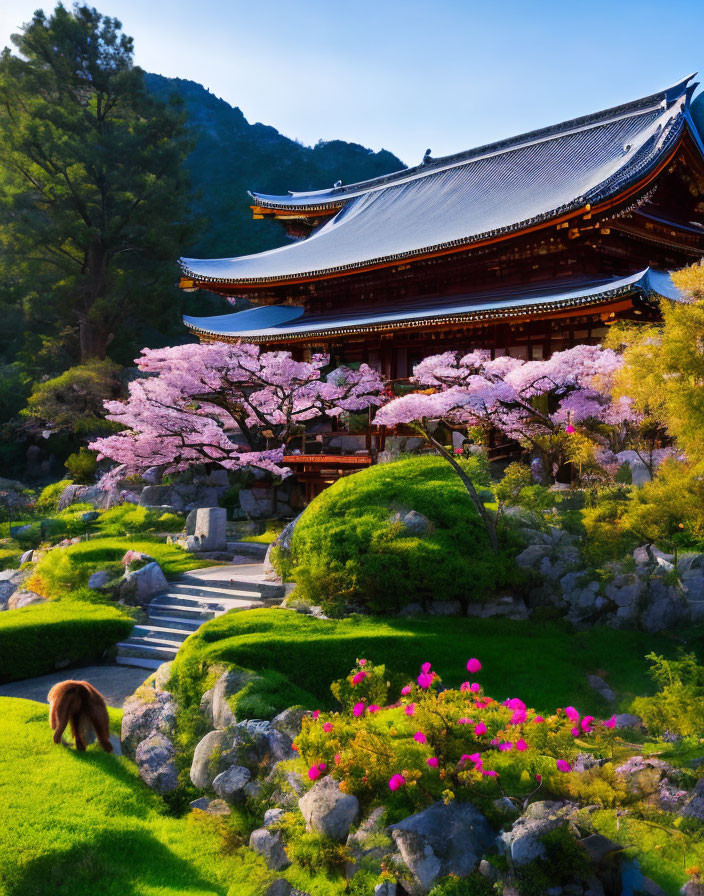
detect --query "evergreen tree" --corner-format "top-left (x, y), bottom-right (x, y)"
top-left (0, 3), bottom-right (192, 366)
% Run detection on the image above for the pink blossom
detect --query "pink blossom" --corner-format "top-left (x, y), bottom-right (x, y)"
top-left (556, 760), bottom-right (572, 773)
top-left (468, 753), bottom-right (482, 764)
top-left (509, 710), bottom-right (527, 725)
top-left (499, 742), bottom-right (513, 752)
top-left (460, 682), bottom-right (471, 692)
top-left (564, 706), bottom-right (580, 722)
top-left (421, 662), bottom-right (432, 674)
top-left (353, 702), bottom-right (365, 717)
top-left (457, 717), bottom-right (472, 725)
top-left (405, 704), bottom-right (416, 716)
top-left (533, 716), bottom-right (545, 724)
top-left (602, 716), bottom-right (617, 729)
top-left (413, 732), bottom-right (427, 744)
top-left (308, 764), bottom-right (324, 780)
top-left (470, 683), bottom-right (481, 693)
top-left (368, 704), bottom-right (380, 713)
top-left (417, 672), bottom-right (434, 689)
top-left (401, 685), bottom-right (412, 696)
top-left (570, 727), bottom-right (580, 738)
top-left (482, 769), bottom-right (499, 777)
top-left (474, 722), bottom-right (487, 736)
top-left (536, 774), bottom-right (542, 783)
top-left (466, 658), bottom-right (482, 674)
top-left (358, 659), bottom-right (367, 666)
top-left (427, 757), bottom-right (439, 768)
top-left (515, 739), bottom-right (528, 752)
top-left (311, 710), bottom-right (320, 720)
top-left (322, 722), bottom-right (333, 733)
top-left (334, 753), bottom-right (341, 764)
top-left (580, 716), bottom-right (595, 733)
top-left (388, 774), bottom-right (406, 791)
top-left (504, 698), bottom-right (526, 711)
top-left (351, 671), bottom-right (367, 685)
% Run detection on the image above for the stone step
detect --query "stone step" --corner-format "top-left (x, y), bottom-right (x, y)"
top-left (117, 641), bottom-right (180, 659)
top-left (170, 581), bottom-right (262, 599)
top-left (121, 634), bottom-right (184, 649)
top-left (153, 592), bottom-right (225, 611)
top-left (115, 655), bottom-right (163, 670)
top-left (132, 625), bottom-right (191, 643)
top-left (226, 541), bottom-right (269, 559)
top-left (147, 600), bottom-right (215, 620)
top-left (146, 613), bottom-right (203, 630)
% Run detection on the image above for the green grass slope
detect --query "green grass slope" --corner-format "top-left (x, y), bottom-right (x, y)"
top-left (172, 607), bottom-right (676, 719)
top-left (0, 698), bottom-right (263, 896)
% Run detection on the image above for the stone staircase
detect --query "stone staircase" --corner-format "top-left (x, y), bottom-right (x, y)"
top-left (116, 566), bottom-right (283, 670)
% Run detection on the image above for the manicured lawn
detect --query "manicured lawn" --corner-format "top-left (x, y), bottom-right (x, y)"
top-left (172, 608), bottom-right (682, 718)
top-left (0, 698), bottom-right (259, 896)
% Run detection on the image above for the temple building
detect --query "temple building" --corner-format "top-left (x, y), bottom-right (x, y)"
top-left (179, 75), bottom-right (704, 379)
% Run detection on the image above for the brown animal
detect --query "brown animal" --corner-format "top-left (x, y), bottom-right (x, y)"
top-left (48, 680), bottom-right (113, 752)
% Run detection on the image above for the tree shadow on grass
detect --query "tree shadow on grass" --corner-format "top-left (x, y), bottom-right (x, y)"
top-left (7, 827), bottom-right (222, 896)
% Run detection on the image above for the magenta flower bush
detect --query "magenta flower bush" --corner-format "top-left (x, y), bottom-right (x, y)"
top-left (295, 656), bottom-right (618, 813)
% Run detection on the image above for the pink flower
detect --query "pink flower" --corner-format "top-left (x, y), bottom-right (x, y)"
top-left (580, 716), bottom-right (595, 733)
top-left (401, 685), bottom-right (412, 696)
top-left (510, 710), bottom-right (526, 725)
top-left (466, 658), bottom-right (482, 674)
top-left (457, 717), bottom-right (472, 725)
top-left (405, 703), bottom-right (416, 716)
top-left (308, 764), bottom-right (324, 780)
top-left (421, 662), bottom-right (432, 674)
top-left (413, 731), bottom-right (427, 743)
top-left (482, 769), bottom-right (498, 777)
top-left (353, 702), bottom-right (365, 717)
top-left (311, 710), bottom-right (320, 720)
top-left (505, 698), bottom-right (526, 711)
top-left (322, 722), bottom-right (333, 733)
top-left (388, 773), bottom-right (406, 791)
top-left (474, 722), bottom-right (487, 736)
top-left (532, 716), bottom-right (545, 724)
top-left (352, 671), bottom-right (367, 685)
top-left (470, 683), bottom-right (481, 693)
top-left (468, 752), bottom-right (482, 764)
top-left (602, 716), bottom-right (617, 729)
top-left (368, 704), bottom-right (380, 713)
top-left (460, 681), bottom-right (471, 692)
top-left (556, 759), bottom-right (572, 773)
top-left (334, 753), bottom-right (341, 764)
top-left (536, 773), bottom-right (542, 783)
top-left (515, 739), bottom-right (528, 752)
top-left (570, 727), bottom-right (580, 738)
top-left (417, 672), bottom-right (434, 689)
top-left (427, 757), bottom-right (439, 768)
top-left (499, 742), bottom-right (513, 751)
top-left (358, 658), bottom-right (367, 666)
top-left (564, 706), bottom-right (580, 722)
top-left (565, 424), bottom-right (576, 434)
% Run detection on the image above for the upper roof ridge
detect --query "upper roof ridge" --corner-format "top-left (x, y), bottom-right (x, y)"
top-left (249, 74), bottom-right (697, 209)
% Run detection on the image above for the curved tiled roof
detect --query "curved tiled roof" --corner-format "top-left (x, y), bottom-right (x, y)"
top-left (183, 268), bottom-right (680, 343)
top-left (180, 76), bottom-right (700, 286)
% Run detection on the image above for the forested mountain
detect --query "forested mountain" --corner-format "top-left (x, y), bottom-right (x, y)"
top-left (145, 73), bottom-right (405, 260)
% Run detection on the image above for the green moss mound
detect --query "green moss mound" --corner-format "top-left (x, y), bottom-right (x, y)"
top-left (290, 455), bottom-right (519, 613)
top-left (0, 601), bottom-right (133, 682)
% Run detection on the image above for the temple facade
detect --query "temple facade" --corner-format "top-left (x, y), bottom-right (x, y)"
top-left (179, 76), bottom-right (704, 378)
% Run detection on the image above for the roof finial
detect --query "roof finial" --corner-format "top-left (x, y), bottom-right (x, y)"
top-left (422, 148), bottom-right (432, 165)
top-left (333, 179), bottom-right (342, 189)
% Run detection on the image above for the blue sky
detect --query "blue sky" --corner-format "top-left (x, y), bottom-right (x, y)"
top-left (1, 0), bottom-right (702, 165)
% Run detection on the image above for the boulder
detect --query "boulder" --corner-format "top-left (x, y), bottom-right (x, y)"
top-left (612, 713), bottom-right (644, 731)
top-left (500, 801), bottom-right (578, 866)
top-left (389, 800), bottom-right (494, 895)
top-left (516, 543), bottom-right (551, 569)
top-left (88, 570), bottom-right (112, 590)
top-left (346, 806), bottom-right (391, 878)
top-left (200, 669), bottom-right (256, 729)
top-left (264, 808), bottom-right (286, 828)
top-left (265, 881), bottom-right (292, 896)
top-left (81, 511), bottom-right (100, 523)
top-left (189, 797), bottom-right (231, 816)
top-left (194, 507), bottom-right (227, 552)
top-left (375, 884), bottom-right (397, 896)
top-left (151, 661), bottom-right (174, 692)
top-left (212, 765), bottom-right (251, 803)
top-left (134, 734), bottom-right (178, 793)
top-left (239, 488), bottom-right (275, 519)
top-left (641, 582), bottom-right (687, 632)
top-left (299, 776), bottom-right (360, 841)
top-left (615, 756), bottom-right (672, 795)
top-left (267, 762), bottom-right (307, 807)
top-left (398, 510), bottom-right (432, 536)
top-left (465, 596), bottom-right (529, 620)
top-left (19, 550), bottom-right (34, 564)
top-left (121, 688), bottom-right (177, 760)
top-left (249, 828), bottom-right (291, 871)
top-left (120, 561), bottom-right (168, 606)
top-left (267, 727), bottom-right (296, 762)
top-left (681, 569), bottom-right (704, 622)
top-left (271, 706), bottom-right (308, 740)
top-left (190, 729), bottom-right (235, 790)
top-left (429, 600), bottom-right (461, 616)
top-left (7, 590), bottom-right (45, 610)
top-left (605, 574), bottom-right (644, 608)
top-left (587, 674), bottom-right (616, 704)
top-left (185, 508), bottom-right (198, 536)
top-left (139, 485), bottom-right (173, 508)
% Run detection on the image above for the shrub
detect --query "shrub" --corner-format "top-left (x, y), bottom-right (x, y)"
top-left (64, 447), bottom-right (98, 483)
top-left (96, 505), bottom-right (184, 536)
top-left (428, 875), bottom-right (495, 896)
top-left (632, 652), bottom-right (704, 736)
top-left (0, 599), bottom-right (133, 681)
top-left (289, 455), bottom-right (520, 614)
top-left (35, 479), bottom-right (73, 513)
top-left (495, 462), bottom-right (532, 503)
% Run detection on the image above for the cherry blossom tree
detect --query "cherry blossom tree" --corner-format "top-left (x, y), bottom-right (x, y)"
top-left (374, 346), bottom-right (624, 550)
top-left (90, 342), bottom-right (385, 483)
